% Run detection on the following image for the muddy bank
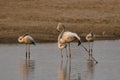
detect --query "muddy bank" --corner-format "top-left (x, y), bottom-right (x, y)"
top-left (0, 34), bottom-right (119, 44)
top-left (0, 0), bottom-right (120, 43)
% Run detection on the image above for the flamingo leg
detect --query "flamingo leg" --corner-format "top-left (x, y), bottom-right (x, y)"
top-left (68, 57), bottom-right (71, 80)
top-left (88, 42), bottom-right (91, 60)
top-left (89, 42), bottom-right (92, 60)
top-left (89, 42), bottom-right (90, 53)
top-left (26, 44), bottom-right (28, 59)
top-left (80, 44), bottom-right (98, 63)
top-left (28, 44), bottom-right (30, 59)
top-left (90, 42), bottom-right (92, 60)
top-left (60, 49), bottom-right (63, 58)
top-left (65, 47), bottom-right (68, 58)
top-left (90, 41), bottom-right (94, 60)
top-left (68, 43), bottom-right (71, 58)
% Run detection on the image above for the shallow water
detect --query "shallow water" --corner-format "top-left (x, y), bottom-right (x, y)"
top-left (0, 40), bottom-right (120, 80)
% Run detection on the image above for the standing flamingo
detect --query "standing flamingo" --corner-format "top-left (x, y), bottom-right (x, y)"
top-left (86, 32), bottom-right (95, 60)
top-left (57, 23), bottom-right (98, 63)
top-left (57, 23), bottom-right (81, 58)
top-left (18, 34), bottom-right (36, 59)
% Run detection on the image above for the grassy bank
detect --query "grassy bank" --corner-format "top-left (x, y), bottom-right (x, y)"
top-left (0, 0), bottom-right (120, 43)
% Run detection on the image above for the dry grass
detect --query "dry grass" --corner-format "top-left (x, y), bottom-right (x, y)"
top-left (0, 0), bottom-right (120, 43)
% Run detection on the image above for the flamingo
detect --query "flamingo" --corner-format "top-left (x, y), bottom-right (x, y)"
top-left (57, 23), bottom-right (98, 63)
top-left (57, 23), bottom-right (81, 58)
top-left (18, 34), bottom-right (36, 59)
top-left (86, 32), bottom-right (95, 60)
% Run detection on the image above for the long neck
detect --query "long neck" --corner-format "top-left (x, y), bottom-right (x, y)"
top-left (58, 26), bottom-right (65, 41)
top-left (74, 33), bottom-right (81, 46)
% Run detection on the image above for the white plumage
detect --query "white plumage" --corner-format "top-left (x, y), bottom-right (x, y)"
top-left (18, 34), bottom-right (35, 59)
top-left (57, 23), bottom-right (81, 58)
top-left (86, 33), bottom-right (95, 42)
top-left (18, 34), bottom-right (35, 45)
top-left (57, 23), bottom-right (98, 63)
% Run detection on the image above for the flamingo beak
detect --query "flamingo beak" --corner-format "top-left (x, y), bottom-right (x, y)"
top-left (57, 29), bottom-right (60, 32)
top-left (78, 41), bottom-right (81, 46)
top-left (64, 44), bottom-right (67, 48)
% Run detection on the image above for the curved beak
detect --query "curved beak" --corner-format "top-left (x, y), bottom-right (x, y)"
top-left (78, 41), bottom-right (81, 46)
top-left (57, 29), bottom-right (60, 32)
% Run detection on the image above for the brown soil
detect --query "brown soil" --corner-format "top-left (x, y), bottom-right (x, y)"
top-left (0, 0), bottom-right (120, 43)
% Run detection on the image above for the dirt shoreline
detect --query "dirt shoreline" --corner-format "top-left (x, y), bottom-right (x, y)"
top-left (0, 0), bottom-right (120, 43)
top-left (0, 35), bottom-right (119, 44)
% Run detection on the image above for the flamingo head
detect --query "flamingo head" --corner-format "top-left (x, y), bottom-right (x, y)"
top-left (78, 41), bottom-right (81, 46)
top-left (57, 23), bottom-right (65, 32)
top-left (18, 36), bottom-right (24, 43)
top-left (58, 43), bottom-right (67, 49)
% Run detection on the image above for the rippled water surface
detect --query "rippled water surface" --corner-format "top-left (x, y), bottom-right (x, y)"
top-left (0, 40), bottom-right (120, 80)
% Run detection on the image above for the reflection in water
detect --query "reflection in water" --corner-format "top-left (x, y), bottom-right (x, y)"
top-left (85, 60), bottom-right (95, 80)
top-left (20, 59), bottom-right (35, 80)
top-left (58, 58), bottom-right (71, 80)
top-left (77, 73), bottom-right (81, 80)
